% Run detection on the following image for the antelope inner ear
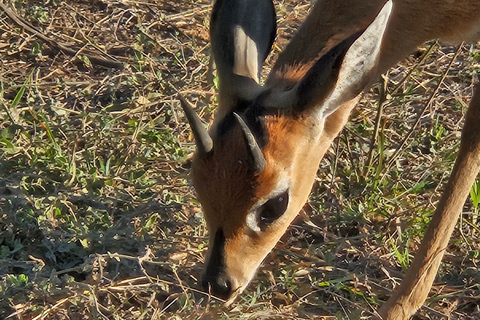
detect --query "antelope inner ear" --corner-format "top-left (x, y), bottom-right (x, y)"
top-left (294, 32), bottom-right (359, 112)
top-left (262, 0), bottom-right (393, 118)
top-left (259, 33), bottom-right (357, 113)
top-left (210, 0), bottom-right (276, 114)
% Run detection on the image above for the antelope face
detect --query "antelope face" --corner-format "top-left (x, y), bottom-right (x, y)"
top-left (182, 0), bottom-right (392, 301)
top-left (191, 112), bottom-right (330, 300)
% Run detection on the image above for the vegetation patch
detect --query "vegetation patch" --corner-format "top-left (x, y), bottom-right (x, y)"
top-left (1, 0), bottom-right (479, 319)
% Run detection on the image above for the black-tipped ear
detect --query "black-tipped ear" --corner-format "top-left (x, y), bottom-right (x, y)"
top-left (294, 32), bottom-right (361, 112)
top-left (262, 0), bottom-right (393, 118)
top-left (210, 0), bottom-right (276, 100)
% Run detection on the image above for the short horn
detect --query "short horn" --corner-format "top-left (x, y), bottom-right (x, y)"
top-left (179, 95), bottom-right (214, 155)
top-left (233, 112), bottom-right (266, 172)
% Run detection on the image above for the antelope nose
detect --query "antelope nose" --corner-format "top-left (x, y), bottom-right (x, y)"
top-left (203, 228), bottom-right (234, 299)
top-left (202, 272), bottom-right (233, 300)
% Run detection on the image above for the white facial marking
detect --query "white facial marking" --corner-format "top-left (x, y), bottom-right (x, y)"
top-left (246, 211), bottom-right (261, 232)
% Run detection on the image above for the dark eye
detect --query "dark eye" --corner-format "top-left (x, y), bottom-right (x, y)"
top-left (258, 190), bottom-right (289, 226)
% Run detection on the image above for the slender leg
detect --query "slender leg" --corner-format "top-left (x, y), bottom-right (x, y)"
top-left (378, 82), bottom-right (480, 319)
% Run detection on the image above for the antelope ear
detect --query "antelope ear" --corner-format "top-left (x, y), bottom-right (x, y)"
top-left (210, 0), bottom-right (276, 108)
top-left (264, 0), bottom-right (392, 118)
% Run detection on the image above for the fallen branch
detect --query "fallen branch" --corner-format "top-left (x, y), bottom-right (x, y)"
top-left (0, 1), bottom-right (124, 69)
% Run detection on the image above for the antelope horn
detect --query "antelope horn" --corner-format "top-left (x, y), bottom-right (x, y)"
top-left (179, 95), bottom-right (214, 155)
top-left (233, 112), bottom-right (266, 172)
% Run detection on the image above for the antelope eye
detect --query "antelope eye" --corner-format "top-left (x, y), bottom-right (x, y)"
top-left (258, 190), bottom-right (289, 226)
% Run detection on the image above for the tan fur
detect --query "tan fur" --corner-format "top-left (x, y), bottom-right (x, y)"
top-left (270, 0), bottom-right (480, 82)
top-left (266, 1), bottom-right (480, 319)
top-left (194, 99), bottom-right (358, 298)
top-left (378, 83), bottom-right (480, 320)
top-left (194, 0), bottom-right (480, 316)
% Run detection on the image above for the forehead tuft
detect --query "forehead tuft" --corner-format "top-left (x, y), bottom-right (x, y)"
top-left (192, 128), bottom-right (256, 203)
top-left (216, 102), bottom-right (268, 145)
top-left (191, 127), bottom-right (280, 210)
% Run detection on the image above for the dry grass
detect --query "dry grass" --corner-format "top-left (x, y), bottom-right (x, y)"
top-left (0, 0), bottom-right (479, 319)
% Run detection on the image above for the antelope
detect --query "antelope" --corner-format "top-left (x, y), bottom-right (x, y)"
top-left (180, 0), bottom-right (480, 318)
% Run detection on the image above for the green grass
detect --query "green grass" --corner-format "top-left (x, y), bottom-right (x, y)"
top-left (1, 1), bottom-right (480, 319)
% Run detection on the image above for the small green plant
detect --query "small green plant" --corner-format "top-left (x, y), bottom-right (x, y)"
top-left (425, 115), bottom-right (446, 154)
top-left (7, 274), bottom-right (29, 288)
top-left (393, 242), bottom-right (410, 271)
top-left (470, 179), bottom-right (480, 214)
top-left (29, 5), bottom-right (49, 23)
top-left (31, 41), bottom-right (42, 57)
top-left (468, 179), bottom-right (480, 228)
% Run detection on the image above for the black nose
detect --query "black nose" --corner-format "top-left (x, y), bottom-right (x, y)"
top-left (203, 228), bottom-right (234, 300)
top-left (202, 272), bottom-right (233, 300)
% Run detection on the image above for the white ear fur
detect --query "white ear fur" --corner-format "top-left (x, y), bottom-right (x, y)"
top-left (233, 26), bottom-right (261, 83)
top-left (260, 1), bottom-right (392, 117)
top-left (210, 0), bottom-right (276, 113)
top-left (317, 0), bottom-right (393, 118)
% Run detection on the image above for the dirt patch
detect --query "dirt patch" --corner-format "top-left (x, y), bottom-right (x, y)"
top-left (1, 1), bottom-right (479, 319)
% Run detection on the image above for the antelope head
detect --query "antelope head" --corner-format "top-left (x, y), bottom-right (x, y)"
top-left (181, 0), bottom-right (393, 301)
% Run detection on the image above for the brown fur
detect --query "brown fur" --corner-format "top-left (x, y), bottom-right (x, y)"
top-left (270, 0), bottom-right (480, 81)
top-left (193, 95), bottom-right (359, 299)
top-left (267, 1), bottom-right (480, 318)
top-left (378, 83), bottom-right (480, 320)
top-left (191, 126), bottom-right (260, 237)
top-left (194, 0), bottom-right (480, 315)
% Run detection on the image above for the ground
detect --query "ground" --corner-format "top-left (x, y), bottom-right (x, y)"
top-left (0, 0), bottom-right (479, 319)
